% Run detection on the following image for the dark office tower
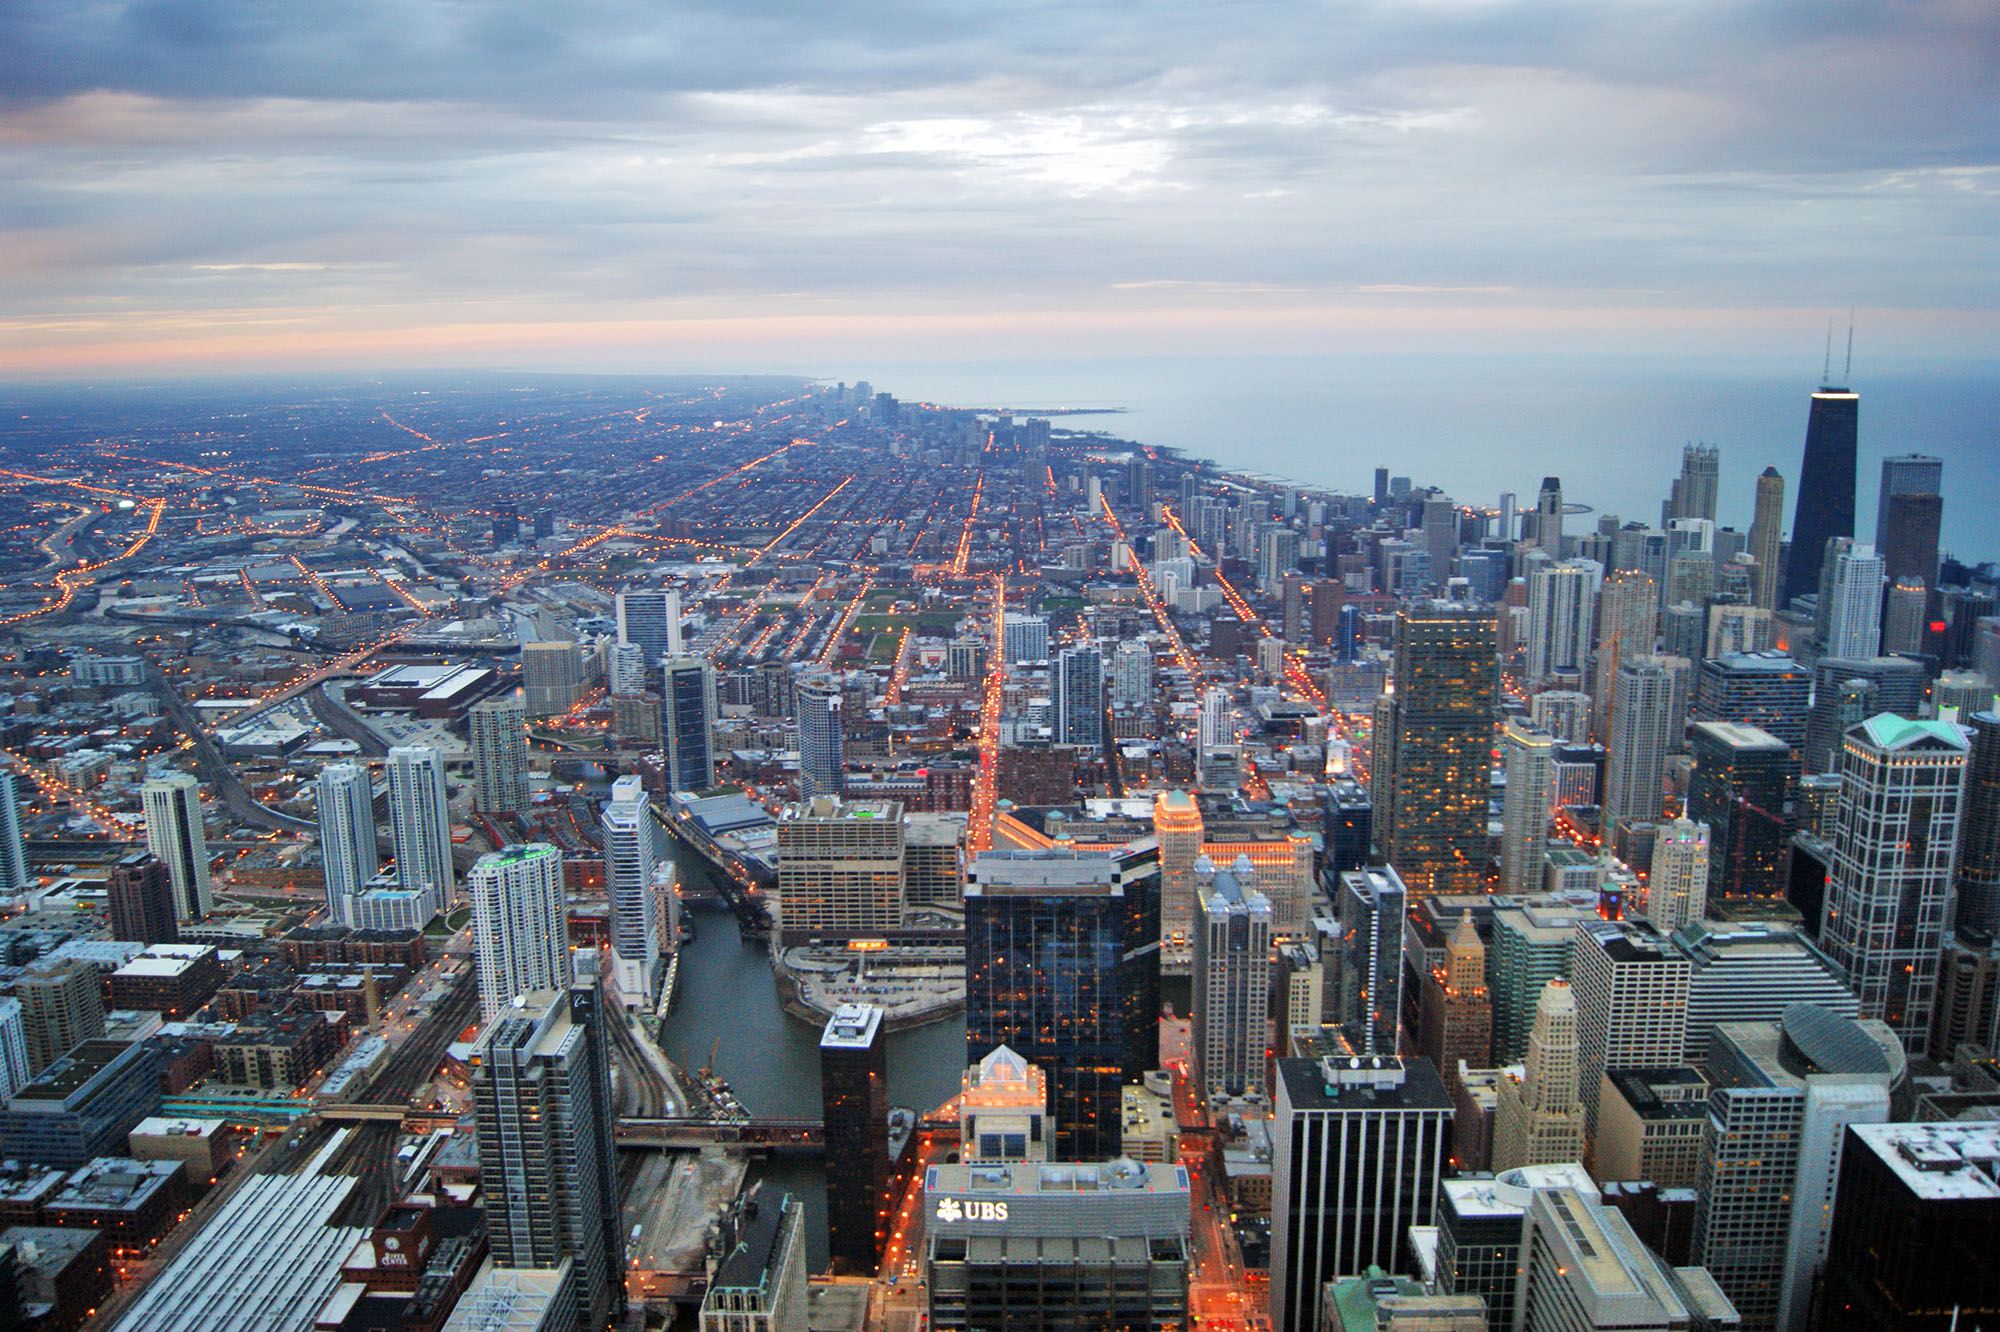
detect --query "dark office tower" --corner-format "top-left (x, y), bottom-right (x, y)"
top-left (472, 970), bottom-right (624, 1330)
top-left (1780, 380), bottom-right (1858, 609)
top-left (1803, 655), bottom-right (1927, 775)
top-left (1374, 466), bottom-right (1390, 511)
top-left (1127, 457), bottom-right (1153, 517)
top-left (106, 853), bottom-right (178, 946)
top-left (964, 842), bottom-right (1160, 1160)
top-left (531, 507), bottom-right (555, 539)
top-left (819, 1003), bottom-right (889, 1275)
top-left (1694, 651), bottom-right (1810, 752)
top-left (1054, 644), bottom-right (1104, 750)
top-left (1818, 1122), bottom-right (2000, 1332)
top-left (1875, 453), bottom-right (1943, 545)
top-left (1322, 779), bottom-right (1372, 875)
top-left (1534, 476), bottom-right (1564, 553)
top-left (1748, 467), bottom-right (1786, 611)
top-left (660, 656), bottom-right (716, 794)
top-left (1335, 867), bottom-right (1407, 1056)
top-left (1380, 604), bottom-right (1499, 899)
top-left (492, 501), bottom-right (520, 543)
top-left (1271, 1055), bottom-right (1454, 1331)
top-left (1686, 722), bottom-right (1794, 899)
top-left (1674, 443), bottom-right (1720, 523)
top-left (1880, 491), bottom-right (1943, 588)
top-left (1957, 712), bottom-right (2000, 938)
top-left (1180, 471), bottom-right (1199, 519)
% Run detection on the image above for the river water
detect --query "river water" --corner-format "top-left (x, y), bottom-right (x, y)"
top-left (655, 847), bottom-right (967, 1273)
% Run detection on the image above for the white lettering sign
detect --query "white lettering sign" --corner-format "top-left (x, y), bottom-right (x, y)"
top-left (934, 1197), bottom-right (1009, 1223)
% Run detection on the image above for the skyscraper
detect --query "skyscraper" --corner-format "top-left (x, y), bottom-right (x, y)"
top-left (1110, 640), bottom-right (1151, 708)
top-left (1002, 614), bottom-right (1049, 664)
top-left (1534, 476), bottom-right (1565, 554)
top-left (468, 843), bottom-right (571, 1020)
top-left (1780, 378), bottom-right (1858, 609)
top-left (1817, 538), bottom-right (1885, 660)
top-left (472, 976), bottom-right (623, 1329)
top-left (1418, 911), bottom-right (1491, 1086)
top-left (140, 773), bottom-right (211, 921)
top-left (1673, 442), bottom-right (1720, 523)
top-left (1602, 658), bottom-right (1675, 833)
top-left (615, 585), bottom-right (682, 675)
top-left (315, 760), bottom-right (376, 926)
top-left (1880, 490), bottom-right (1944, 590)
top-left (1685, 722), bottom-right (1793, 900)
top-left (963, 843), bottom-right (1160, 1159)
top-left (661, 656), bottom-right (717, 793)
top-left (1335, 866), bottom-right (1407, 1057)
top-left (106, 852), bottom-right (177, 947)
top-left (520, 640), bottom-right (586, 718)
top-left (1271, 1055), bottom-right (1454, 1330)
top-left (1500, 719), bottom-right (1558, 895)
top-left (775, 796), bottom-right (905, 942)
top-left (1747, 466), bottom-right (1785, 611)
top-left (1491, 978), bottom-right (1586, 1171)
top-left (818, 1003), bottom-right (888, 1275)
top-left (1191, 856), bottom-right (1272, 1102)
top-left (1525, 561), bottom-right (1597, 685)
top-left (1874, 453), bottom-right (1943, 550)
top-left (1643, 817), bottom-right (1710, 933)
top-left (386, 745), bottom-right (453, 917)
top-left (468, 694), bottom-right (529, 813)
top-left (0, 771), bottom-right (25, 896)
top-left (1054, 643), bottom-right (1103, 749)
top-left (1379, 604), bottom-right (1498, 898)
top-left (601, 775), bottom-right (661, 1004)
top-left (795, 674), bottom-right (844, 799)
top-left (1572, 919), bottom-right (1691, 1135)
top-left (1819, 715), bottom-right (1968, 1045)
top-left (1956, 711), bottom-right (2000, 938)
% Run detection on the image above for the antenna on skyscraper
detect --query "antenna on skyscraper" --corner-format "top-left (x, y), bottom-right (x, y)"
top-left (1822, 320), bottom-right (1833, 383)
top-left (1844, 310), bottom-right (1854, 383)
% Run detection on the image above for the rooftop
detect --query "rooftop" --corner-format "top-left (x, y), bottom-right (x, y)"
top-left (1850, 1122), bottom-right (2000, 1202)
top-left (819, 1003), bottom-right (883, 1051)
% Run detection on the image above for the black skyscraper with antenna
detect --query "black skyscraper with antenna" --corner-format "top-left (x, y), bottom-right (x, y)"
top-left (1780, 323), bottom-right (1859, 610)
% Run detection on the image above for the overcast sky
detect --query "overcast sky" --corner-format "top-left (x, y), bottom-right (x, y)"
top-left (2, 0), bottom-right (1996, 376)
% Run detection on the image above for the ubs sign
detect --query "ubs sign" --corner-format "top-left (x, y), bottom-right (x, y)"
top-left (934, 1197), bottom-right (1009, 1224)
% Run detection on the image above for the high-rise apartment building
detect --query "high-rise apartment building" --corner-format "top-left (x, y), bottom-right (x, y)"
top-left (1644, 817), bottom-right (1710, 934)
top-left (520, 640), bottom-right (586, 718)
top-left (1271, 1056), bottom-right (1454, 1331)
top-left (1500, 720), bottom-right (1558, 895)
top-left (140, 774), bottom-right (211, 921)
top-left (1747, 466), bottom-right (1786, 611)
top-left (1781, 379), bottom-right (1858, 609)
top-left (1110, 640), bottom-right (1151, 708)
top-left (1685, 721), bottom-right (1793, 900)
top-left (472, 979), bottom-right (623, 1330)
top-left (1492, 978), bottom-right (1587, 1171)
top-left (775, 796), bottom-right (905, 942)
top-left (14, 959), bottom-right (105, 1074)
top-left (1054, 643), bottom-right (1103, 750)
top-left (1602, 658), bottom-right (1675, 833)
top-left (106, 852), bottom-right (178, 947)
top-left (314, 761), bottom-right (376, 929)
top-left (615, 586), bottom-right (682, 675)
top-left (1002, 614), bottom-right (1049, 664)
top-left (1572, 919), bottom-right (1691, 1135)
top-left (1526, 561), bottom-right (1598, 686)
top-left (661, 656), bottom-right (717, 793)
top-left (0, 771), bottom-right (25, 896)
top-left (1192, 856), bottom-right (1272, 1102)
top-left (468, 694), bottom-right (529, 813)
top-left (819, 1003), bottom-right (889, 1275)
top-left (386, 745), bottom-right (453, 917)
top-left (794, 675), bottom-right (844, 799)
top-left (1819, 715), bottom-right (1968, 1045)
top-left (964, 843), bottom-right (1160, 1159)
top-left (1817, 538), bottom-right (1885, 660)
top-left (1379, 605), bottom-right (1498, 898)
top-left (467, 843), bottom-right (571, 1020)
top-left (601, 775), bottom-right (662, 1004)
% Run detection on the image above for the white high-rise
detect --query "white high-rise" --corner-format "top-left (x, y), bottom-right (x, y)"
top-left (616, 587), bottom-right (683, 669)
top-left (387, 745), bottom-right (454, 918)
top-left (315, 761), bottom-right (377, 926)
top-left (606, 641), bottom-right (649, 695)
top-left (1002, 614), bottom-right (1049, 664)
top-left (1500, 720), bottom-right (1558, 895)
top-left (1192, 856), bottom-right (1272, 1103)
top-left (1526, 561), bottom-right (1599, 684)
top-left (1199, 687), bottom-right (1233, 752)
top-left (141, 773), bottom-right (212, 920)
top-left (1573, 919), bottom-right (1691, 1135)
top-left (1492, 978), bottom-right (1587, 1171)
top-left (0, 998), bottom-right (27, 1101)
top-left (602, 776), bottom-right (663, 1005)
top-left (468, 842), bottom-right (571, 1020)
top-left (0, 771), bottom-right (27, 895)
top-left (1819, 714), bottom-right (1969, 1046)
top-left (1821, 539), bottom-right (1886, 661)
top-left (1603, 658), bottom-right (1675, 831)
top-left (1645, 817), bottom-right (1710, 934)
top-left (1111, 641), bottom-right (1152, 708)
top-left (469, 694), bottom-right (529, 813)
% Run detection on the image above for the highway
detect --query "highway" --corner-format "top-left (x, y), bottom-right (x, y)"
top-left (146, 662), bottom-right (316, 833)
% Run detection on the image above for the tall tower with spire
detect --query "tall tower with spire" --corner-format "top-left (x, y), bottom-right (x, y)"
top-left (1781, 333), bottom-right (1859, 609)
top-left (1492, 978), bottom-right (1587, 1171)
top-left (1419, 911), bottom-right (1493, 1087)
